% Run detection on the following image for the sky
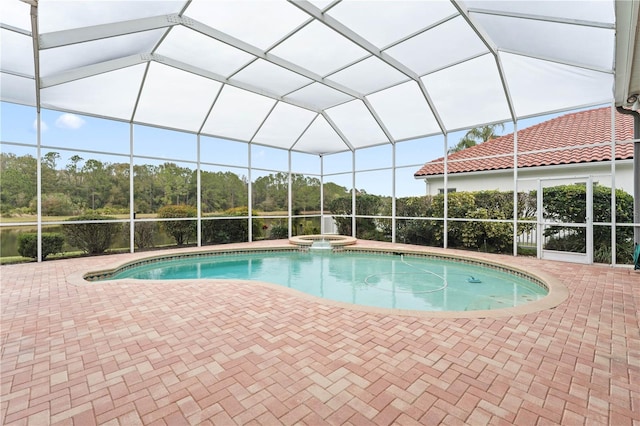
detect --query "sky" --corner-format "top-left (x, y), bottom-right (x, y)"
top-left (0, 100), bottom-right (603, 198)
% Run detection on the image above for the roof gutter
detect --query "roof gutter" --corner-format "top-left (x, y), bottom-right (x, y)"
top-left (616, 106), bottom-right (640, 245)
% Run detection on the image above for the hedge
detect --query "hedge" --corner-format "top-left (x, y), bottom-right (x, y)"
top-left (157, 205), bottom-right (197, 246)
top-left (63, 212), bottom-right (122, 254)
top-left (17, 233), bottom-right (64, 260)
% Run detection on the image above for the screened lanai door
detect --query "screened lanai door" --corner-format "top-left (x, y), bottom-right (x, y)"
top-left (537, 177), bottom-right (594, 264)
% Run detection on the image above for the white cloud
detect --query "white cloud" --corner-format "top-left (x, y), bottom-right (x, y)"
top-left (55, 113), bottom-right (85, 129)
top-left (32, 118), bottom-right (48, 132)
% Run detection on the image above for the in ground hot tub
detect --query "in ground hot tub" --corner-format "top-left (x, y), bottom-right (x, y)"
top-left (288, 234), bottom-right (357, 249)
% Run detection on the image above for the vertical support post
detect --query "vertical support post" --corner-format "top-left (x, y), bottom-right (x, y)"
top-left (537, 179), bottom-right (543, 259)
top-left (320, 155), bottom-right (324, 235)
top-left (352, 150), bottom-right (356, 238)
top-left (247, 143), bottom-right (253, 241)
top-left (635, 122), bottom-right (640, 246)
top-left (288, 150), bottom-right (293, 237)
top-left (129, 123), bottom-right (135, 253)
top-left (392, 143), bottom-right (396, 243)
top-left (587, 175), bottom-right (594, 264)
top-left (36, 110), bottom-right (42, 262)
top-left (30, 3), bottom-right (42, 262)
top-left (513, 121), bottom-right (519, 256)
top-left (443, 134), bottom-right (448, 249)
top-left (196, 134), bottom-right (202, 247)
top-left (610, 103), bottom-right (617, 264)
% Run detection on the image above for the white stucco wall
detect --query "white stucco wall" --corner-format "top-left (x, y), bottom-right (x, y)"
top-left (420, 160), bottom-right (634, 196)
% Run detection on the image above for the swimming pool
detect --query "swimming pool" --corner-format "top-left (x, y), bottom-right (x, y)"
top-left (100, 250), bottom-right (547, 312)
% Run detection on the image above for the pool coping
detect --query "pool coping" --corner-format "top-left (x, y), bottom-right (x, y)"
top-left (69, 241), bottom-right (569, 319)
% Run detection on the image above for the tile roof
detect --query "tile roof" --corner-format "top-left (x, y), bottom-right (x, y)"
top-left (414, 107), bottom-right (635, 177)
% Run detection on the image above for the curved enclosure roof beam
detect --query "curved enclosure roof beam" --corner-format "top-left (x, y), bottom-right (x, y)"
top-left (450, 0), bottom-right (516, 123)
top-left (289, 0), bottom-right (447, 135)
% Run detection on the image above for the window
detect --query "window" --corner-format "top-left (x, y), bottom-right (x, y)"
top-left (438, 188), bottom-right (456, 194)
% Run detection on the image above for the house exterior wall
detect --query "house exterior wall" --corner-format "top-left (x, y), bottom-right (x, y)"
top-left (420, 160), bottom-right (634, 196)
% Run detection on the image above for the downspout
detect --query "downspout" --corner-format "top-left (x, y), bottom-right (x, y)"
top-left (616, 106), bottom-right (640, 246)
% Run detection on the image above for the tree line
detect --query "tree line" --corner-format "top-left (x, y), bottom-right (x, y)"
top-left (2, 126), bottom-right (506, 218)
top-left (0, 152), bottom-right (350, 216)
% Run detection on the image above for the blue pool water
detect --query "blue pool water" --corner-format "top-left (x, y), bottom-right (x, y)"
top-left (107, 251), bottom-right (547, 312)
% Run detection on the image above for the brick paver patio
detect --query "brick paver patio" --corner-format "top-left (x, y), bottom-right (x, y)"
top-left (1, 240), bottom-right (638, 425)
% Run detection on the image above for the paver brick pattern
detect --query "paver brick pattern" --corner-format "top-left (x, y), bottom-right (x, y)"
top-left (1, 241), bottom-right (639, 425)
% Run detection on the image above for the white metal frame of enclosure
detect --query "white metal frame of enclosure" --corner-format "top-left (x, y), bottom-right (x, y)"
top-left (1, 0), bottom-right (637, 265)
top-left (1, 102), bottom-right (635, 266)
top-left (2, 1), bottom-right (620, 148)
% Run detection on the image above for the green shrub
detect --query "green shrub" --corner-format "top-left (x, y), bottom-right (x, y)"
top-left (63, 213), bottom-right (122, 254)
top-left (202, 207), bottom-right (263, 244)
top-left (462, 208), bottom-right (512, 252)
top-left (158, 205), bottom-right (197, 246)
top-left (123, 222), bottom-right (157, 249)
top-left (397, 218), bottom-right (438, 245)
top-left (329, 194), bottom-right (389, 239)
top-left (134, 221), bottom-right (157, 249)
top-left (268, 224), bottom-right (289, 239)
top-left (473, 190), bottom-right (515, 219)
top-left (332, 186), bottom-right (632, 259)
top-left (542, 184), bottom-right (634, 263)
top-left (396, 196), bottom-right (433, 218)
top-left (430, 192), bottom-right (476, 247)
top-left (17, 232), bottom-right (64, 259)
top-left (300, 220), bottom-right (320, 236)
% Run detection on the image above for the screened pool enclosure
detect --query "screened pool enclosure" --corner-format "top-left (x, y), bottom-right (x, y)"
top-left (1, 0), bottom-right (638, 265)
